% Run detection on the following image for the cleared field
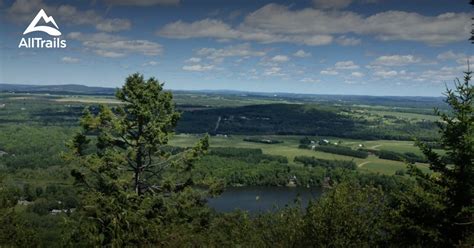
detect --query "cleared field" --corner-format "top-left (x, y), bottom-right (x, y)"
top-left (169, 134), bottom-right (431, 175)
top-left (55, 96), bottom-right (121, 104)
top-left (367, 110), bottom-right (439, 121)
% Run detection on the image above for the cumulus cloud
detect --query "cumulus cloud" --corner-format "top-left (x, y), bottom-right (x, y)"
top-left (335, 60), bottom-right (359, 70)
top-left (351, 71), bottom-right (364, 77)
top-left (95, 19), bottom-right (132, 32)
top-left (182, 64), bottom-right (214, 71)
top-left (293, 50), bottom-right (311, 57)
top-left (158, 19), bottom-right (239, 39)
top-left (143, 61), bottom-right (159, 66)
top-left (336, 36), bottom-right (361, 46)
top-left (67, 32), bottom-right (162, 58)
top-left (437, 51), bottom-right (474, 65)
top-left (363, 11), bottom-right (470, 44)
top-left (320, 69), bottom-right (339, 75)
top-left (196, 43), bottom-right (265, 62)
top-left (373, 69), bottom-right (398, 78)
top-left (270, 55), bottom-right (289, 62)
top-left (264, 67), bottom-right (284, 76)
top-left (372, 55), bottom-right (421, 66)
top-left (300, 77), bottom-right (320, 83)
top-left (185, 57), bottom-right (202, 63)
top-left (61, 56), bottom-right (80, 63)
top-left (7, 0), bottom-right (131, 32)
top-left (157, 3), bottom-right (470, 45)
top-left (103, 0), bottom-right (179, 6)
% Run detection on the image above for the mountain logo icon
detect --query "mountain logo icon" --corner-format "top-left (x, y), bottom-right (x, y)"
top-left (23, 9), bottom-right (61, 36)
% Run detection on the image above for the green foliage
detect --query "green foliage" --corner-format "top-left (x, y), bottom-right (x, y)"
top-left (65, 73), bottom-right (212, 246)
top-left (303, 182), bottom-right (392, 247)
top-left (194, 155), bottom-right (324, 186)
top-left (376, 149), bottom-right (427, 163)
top-left (294, 155), bottom-right (356, 170)
top-left (313, 145), bottom-right (369, 158)
top-left (0, 178), bottom-right (40, 246)
top-left (399, 70), bottom-right (474, 245)
top-left (177, 103), bottom-right (438, 141)
top-left (0, 125), bottom-right (72, 169)
top-left (243, 137), bottom-right (283, 144)
top-left (209, 147), bottom-right (288, 164)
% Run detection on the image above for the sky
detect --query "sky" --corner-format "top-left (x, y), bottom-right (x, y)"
top-left (0, 0), bottom-right (472, 96)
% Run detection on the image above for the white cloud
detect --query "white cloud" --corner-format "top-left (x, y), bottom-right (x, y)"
top-left (196, 43), bottom-right (265, 62)
top-left (437, 51), bottom-right (474, 65)
top-left (374, 69), bottom-right (398, 78)
top-left (95, 19), bottom-right (132, 32)
top-left (320, 69), bottom-right (339, 75)
top-left (95, 50), bottom-right (126, 58)
top-left (103, 0), bottom-right (179, 6)
top-left (67, 32), bottom-right (163, 58)
top-left (7, 0), bottom-right (131, 32)
top-left (300, 77), bottom-right (320, 83)
top-left (351, 71), bottom-right (364, 77)
top-left (417, 65), bottom-right (467, 83)
top-left (372, 55), bottom-right (421, 66)
top-left (363, 11), bottom-right (470, 44)
top-left (61, 56), bottom-right (80, 63)
top-left (182, 64), bottom-right (214, 72)
top-left (437, 51), bottom-right (464, 60)
top-left (157, 4), bottom-right (470, 45)
top-left (186, 57), bottom-right (202, 63)
top-left (336, 36), bottom-right (361, 46)
top-left (143, 61), bottom-right (159, 66)
top-left (293, 50), bottom-right (311, 57)
top-left (158, 19), bottom-right (239, 39)
top-left (270, 55), bottom-right (289, 63)
top-left (335, 60), bottom-right (359, 70)
top-left (263, 67), bottom-right (285, 76)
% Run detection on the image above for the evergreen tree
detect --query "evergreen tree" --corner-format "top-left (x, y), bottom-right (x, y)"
top-left (400, 68), bottom-right (473, 245)
top-left (65, 73), bottom-right (211, 246)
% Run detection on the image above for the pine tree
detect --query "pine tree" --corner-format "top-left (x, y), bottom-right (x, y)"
top-left (404, 68), bottom-right (473, 245)
top-left (65, 73), bottom-right (211, 246)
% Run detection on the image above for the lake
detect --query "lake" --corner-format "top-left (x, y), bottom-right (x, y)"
top-left (207, 186), bottom-right (323, 213)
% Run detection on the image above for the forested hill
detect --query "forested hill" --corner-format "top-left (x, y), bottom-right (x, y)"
top-left (176, 104), bottom-right (438, 140)
top-left (0, 84), bottom-right (445, 109)
top-left (0, 84), bottom-right (116, 95)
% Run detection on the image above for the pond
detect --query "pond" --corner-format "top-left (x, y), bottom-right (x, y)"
top-left (207, 186), bottom-right (323, 213)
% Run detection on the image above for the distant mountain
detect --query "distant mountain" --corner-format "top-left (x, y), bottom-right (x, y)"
top-left (0, 84), bottom-right (116, 95)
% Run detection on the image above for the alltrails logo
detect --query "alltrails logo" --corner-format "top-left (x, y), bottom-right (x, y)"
top-left (18, 9), bottom-right (67, 49)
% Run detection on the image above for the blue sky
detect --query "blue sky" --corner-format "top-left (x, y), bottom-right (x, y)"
top-left (0, 0), bottom-right (472, 96)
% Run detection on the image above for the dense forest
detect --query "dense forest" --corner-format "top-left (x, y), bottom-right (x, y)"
top-left (177, 103), bottom-right (439, 140)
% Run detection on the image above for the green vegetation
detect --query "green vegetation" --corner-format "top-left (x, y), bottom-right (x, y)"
top-left (294, 156), bottom-right (356, 170)
top-left (243, 137), bottom-right (283, 144)
top-left (177, 103), bottom-right (439, 141)
top-left (312, 145), bottom-right (369, 158)
top-left (0, 69), bottom-right (471, 246)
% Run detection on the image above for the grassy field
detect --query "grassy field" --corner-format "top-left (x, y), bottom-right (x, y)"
top-left (54, 96), bottom-right (121, 104)
top-left (169, 134), bottom-right (431, 175)
top-left (367, 109), bottom-right (439, 121)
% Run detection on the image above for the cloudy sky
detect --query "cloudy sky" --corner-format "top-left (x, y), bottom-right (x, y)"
top-left (0, 0), bottom-right (472, 96)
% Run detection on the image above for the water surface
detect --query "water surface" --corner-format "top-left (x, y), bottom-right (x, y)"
top-left (207, 186), bottom-right (322, 213)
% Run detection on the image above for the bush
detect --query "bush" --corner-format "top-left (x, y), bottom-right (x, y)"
top-left (314, 146), bottom-right (369, 159)
top-left (294, 156), bottom-right (356, 170)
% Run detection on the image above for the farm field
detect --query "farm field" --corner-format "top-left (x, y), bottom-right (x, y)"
top-left (169, 134), bottom-right (432, 175)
